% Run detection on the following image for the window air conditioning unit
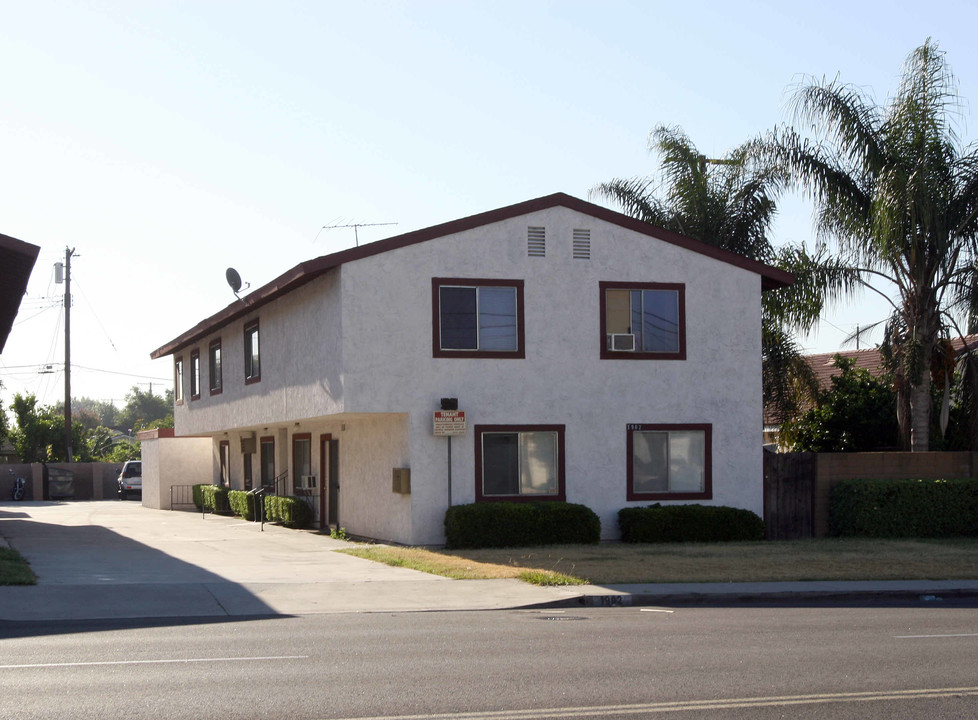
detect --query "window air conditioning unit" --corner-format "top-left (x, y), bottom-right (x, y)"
top-left (299, 475), bottom-right (317, 489)
top-left (607, 333), bottom-right (636, 351)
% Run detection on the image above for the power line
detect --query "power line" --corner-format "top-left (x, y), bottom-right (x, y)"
top-left (72, 364), bottom-right (171, 383)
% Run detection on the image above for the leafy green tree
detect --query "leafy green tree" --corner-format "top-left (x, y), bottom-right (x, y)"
top-left (116, 386), bottom-right (172, 435)
top-left (101, 438), bottom-right (140, 462)
top-left (780, 356), bottom-right (900, 452)
top-left (72, 397), bottom-right (119, 430)
top-left (762, 39), bottom-right (978, 450)
top-left (0, 383), bottom-right (8, 450)
top-left (593, 126), bottom-right (851, 423)
top-left (8, 393), bottom-right (89, 462)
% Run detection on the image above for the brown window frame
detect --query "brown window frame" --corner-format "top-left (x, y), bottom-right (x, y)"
top-left (474, 424), bottom-right (566, 502)
top-left (219, 440), bottom-right (230, 487)
top-left (244, 319), bottom-right (261, 385)
top-left (626, 423), bottom-right (712, 501)
top-left (292, 432), bottom-right (313, 495)
top-left (209, 338), bottom-right (223, 395)
top-left (190, 349), bottom-right (201, 401)
top-left (599, 281), bottom-right (686, 360)
top-left (432, 278), bottom-right (525, 359)
top-left (174, 356), bottom-right (184, 405)
top-left (260, 435), bottom-right (275, 486)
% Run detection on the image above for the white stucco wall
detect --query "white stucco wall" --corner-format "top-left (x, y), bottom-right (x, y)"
top-left (173, 271), bottom-right (344, 436)
top-left (140, 433), bottom-right (215, 510)
top-left (337, 206), bottom-right (763, 542)
top-left (162, 204), bottom-right (765, 544)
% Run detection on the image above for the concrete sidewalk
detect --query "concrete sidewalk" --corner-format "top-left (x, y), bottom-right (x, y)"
top-left (2, 501), bottom-right (976, 622)
top-left (0, 501), bottom-right (603, 621)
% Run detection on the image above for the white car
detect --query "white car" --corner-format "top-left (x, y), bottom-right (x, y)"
top-left (117, 461), bottom-right (142, 500)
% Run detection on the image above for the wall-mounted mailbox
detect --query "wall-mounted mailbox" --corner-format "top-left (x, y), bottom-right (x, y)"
top-left (392, 468), bottom-right (411, 494)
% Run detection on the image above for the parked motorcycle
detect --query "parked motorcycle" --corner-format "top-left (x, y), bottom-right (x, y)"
top-left (8, 470), bottom-right (25, 501)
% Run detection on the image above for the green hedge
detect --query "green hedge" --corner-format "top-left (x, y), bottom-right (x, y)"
top-left (618, 504), bottom-right (764, 543)
top-left (194, 484), bottom-right (231, 515)
top-left (444, 502), bottom-right (601, 549)
top-left (227, 490), bottom-right (256, 521)
top-left (829, 478), bottom-right (978, 538)
top-left (264, 495), bottom-right (313, 529)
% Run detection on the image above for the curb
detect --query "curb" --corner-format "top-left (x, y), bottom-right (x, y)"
top-left (571, 588), bottom-right (978, 607)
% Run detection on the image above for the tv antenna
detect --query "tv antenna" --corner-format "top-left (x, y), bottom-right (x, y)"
top-left (319, 221), bottom-right (397, 247)
top-left (226, 268), bottom-right (251, 303)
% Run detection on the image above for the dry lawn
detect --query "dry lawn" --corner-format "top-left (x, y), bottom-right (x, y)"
top-left (372, 538), bottom-right (978, 584)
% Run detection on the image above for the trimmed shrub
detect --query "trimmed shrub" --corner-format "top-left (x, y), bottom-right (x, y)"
top-left (195, 484), bottom-right (231, 515)
top-left (264, 495), bottom-right (313, 529)
top-left (618, 504), bottom-right (765, 543)
top-left (829, 478), bottom-right (978, 538)
top-left (444, 502), bottom-right (601, 549)
top-left (227, 490), bottom-right (256, 521)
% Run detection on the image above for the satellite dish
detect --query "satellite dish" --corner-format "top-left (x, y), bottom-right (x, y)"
top-left (226, 268), bottom-right (242, 294)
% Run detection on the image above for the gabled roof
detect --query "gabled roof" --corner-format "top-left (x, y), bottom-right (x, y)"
top-left (0, 233), bottom-right (40, 354)
top-left (150, 192), bottom-right (796, 360)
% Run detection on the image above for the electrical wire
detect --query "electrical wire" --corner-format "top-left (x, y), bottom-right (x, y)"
top-left (72, 277), bottom-right (118, 353)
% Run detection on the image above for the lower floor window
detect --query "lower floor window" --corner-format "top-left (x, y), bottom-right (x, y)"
top-left (476, 424), bottom-right (565, 501)
top-left (627, 424), bottom-right (711, 500)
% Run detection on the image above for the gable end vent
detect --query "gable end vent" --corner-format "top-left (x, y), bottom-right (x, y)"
top-left (573, 229), bottom-right (591, 260)
top-left (528, 226), bottom-right (546, 257)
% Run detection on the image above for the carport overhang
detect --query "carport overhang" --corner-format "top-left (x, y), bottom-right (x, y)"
top-left (0, 233), bottom-right (40, 354)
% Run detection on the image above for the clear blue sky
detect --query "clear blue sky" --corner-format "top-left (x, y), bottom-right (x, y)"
top-left (2, 0), bottom-right (977, 410)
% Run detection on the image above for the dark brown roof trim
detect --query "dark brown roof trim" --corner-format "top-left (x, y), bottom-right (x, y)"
top-left (150, 192), bottom-right (795, 359)
top-left (0, 232), bottom-right (41, 354)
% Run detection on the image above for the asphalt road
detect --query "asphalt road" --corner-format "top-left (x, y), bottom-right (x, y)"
top-left (2, 603), bottom-right (978, 719)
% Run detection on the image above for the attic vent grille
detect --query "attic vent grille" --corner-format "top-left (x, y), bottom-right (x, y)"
top-left (573, 229), bottom-right (591, 259)
top-left (527, 226), bottom-right (546, 257)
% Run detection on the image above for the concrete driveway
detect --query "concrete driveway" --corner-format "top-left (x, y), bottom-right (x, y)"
top-left (0, 501), bottom-right (593, 621)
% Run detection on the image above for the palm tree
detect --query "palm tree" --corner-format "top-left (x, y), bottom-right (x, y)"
top-left (593, 125), bottom-right (847, 427)
top-left (764, 39), bottom-right (978, 450)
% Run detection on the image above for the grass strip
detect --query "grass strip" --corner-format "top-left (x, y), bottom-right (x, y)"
top-left (339, 546), bottom-right (587, 585)
top-left (342, 538), bottom-right (978, 585)
top-left (0, 547), bottom-right (37, 586)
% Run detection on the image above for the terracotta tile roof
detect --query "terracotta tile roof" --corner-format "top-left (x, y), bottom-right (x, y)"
top-left (764, 334), bottom-right (978, 426)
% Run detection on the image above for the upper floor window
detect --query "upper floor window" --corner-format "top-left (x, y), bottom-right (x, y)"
top-left (627, 423), bottom-right (711, 501)
top-left (174, 357), bottom-right (184, 404)
top-left (190, 350), bottom-right (201, 400)
top-left (432, 278), bottom-right (525, 358)
top-left (209, 339), bottom-right (222, 395)
top-left (244, 320), bottom-right (260, 384)
top-left (475, 424), bottom-right (565, 502)
top-left (600, 281), bottom-right (685, 360)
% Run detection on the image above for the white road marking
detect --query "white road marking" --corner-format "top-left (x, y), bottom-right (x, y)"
top-left (0, 654), bottom-right (307, 670)
top-left (320, 687), bottom-right (978, 719)
top-left (896, 632), bottom-right (978, 639)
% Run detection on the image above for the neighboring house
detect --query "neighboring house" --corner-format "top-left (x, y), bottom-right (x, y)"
top-left (0, 439), bottom-right (19, 464)
top-left (150, 193), bottom-right (793, 545)
top-left (763, 335), bottom-right (978, 447)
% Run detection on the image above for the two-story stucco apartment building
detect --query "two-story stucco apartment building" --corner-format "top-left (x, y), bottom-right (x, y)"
top-left (149, 193), bottom-right (793, 545)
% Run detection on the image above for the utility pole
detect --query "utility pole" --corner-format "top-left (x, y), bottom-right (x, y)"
top-left (63, 247), bottom-right (76, 462)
